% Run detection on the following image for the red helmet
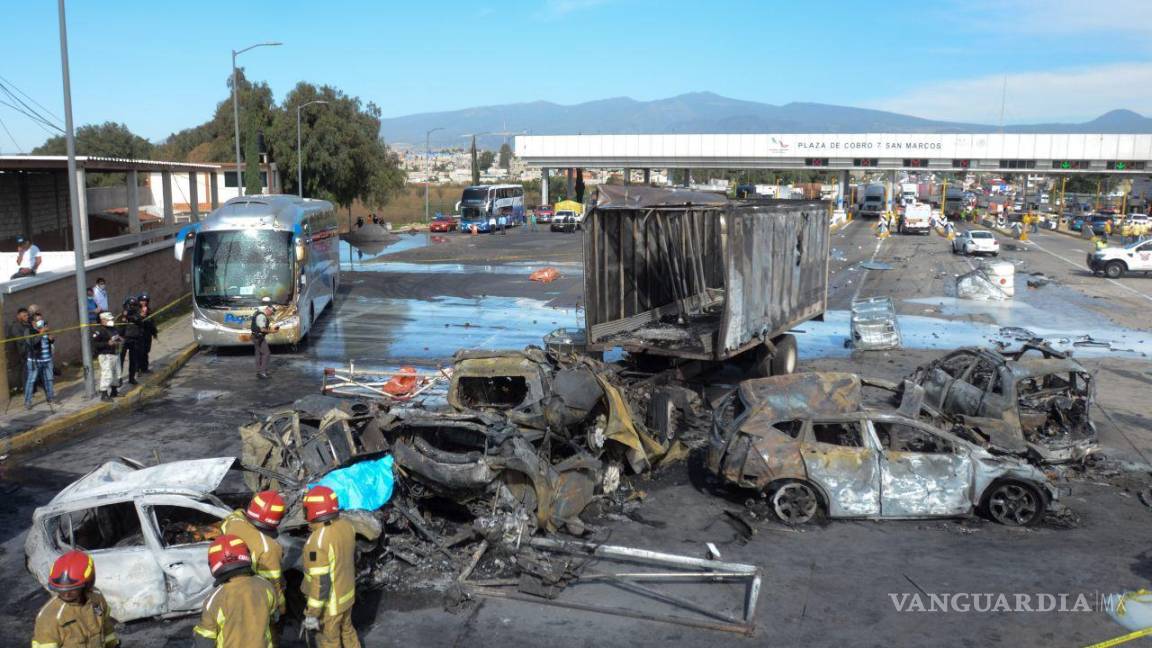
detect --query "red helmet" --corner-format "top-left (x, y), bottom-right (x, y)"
top-left (303, 485), bottom-right (340, 522)
top-left (207, 534), bottom-right (252, 578)
top-left (48, 550), bottom-right (94, 592)
top-left (245, 490), bottom-right (286, 528)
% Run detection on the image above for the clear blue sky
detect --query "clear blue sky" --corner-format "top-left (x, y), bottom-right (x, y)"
top-left (1, 0), bottom-right (1150, 152)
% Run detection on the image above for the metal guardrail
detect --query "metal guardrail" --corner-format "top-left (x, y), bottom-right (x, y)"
top-left (88, 224), bottom-right (183, 255)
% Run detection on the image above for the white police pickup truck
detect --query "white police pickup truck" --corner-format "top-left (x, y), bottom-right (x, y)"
top-left (1088, 239), bottom-right (1152, 278)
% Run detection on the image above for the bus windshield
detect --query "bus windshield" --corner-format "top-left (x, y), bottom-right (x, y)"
top-left (461, 188), bottom-right (489, 203)
top-left (193, 229), bottom-right (293, 307)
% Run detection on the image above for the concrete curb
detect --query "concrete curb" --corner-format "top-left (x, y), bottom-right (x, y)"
top-left (5, 343), bottom-right (199, 454)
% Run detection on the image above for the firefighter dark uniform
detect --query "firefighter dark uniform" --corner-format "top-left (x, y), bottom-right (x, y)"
top-left (193, 535), bottom-right (278, 648)
top-left (32, 550), bottom-right (119, 648)
top-left (302, 485), bottom-right (361, 648)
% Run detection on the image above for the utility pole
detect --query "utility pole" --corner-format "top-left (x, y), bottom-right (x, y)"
top-left (57, 0), bottom-right (94, 398)
top-left (231, 41), bottom-right (281, 197)
top-left (296, 99), bottom-right (328, 197)
top-left (425, 127), bottom-right (443, 222)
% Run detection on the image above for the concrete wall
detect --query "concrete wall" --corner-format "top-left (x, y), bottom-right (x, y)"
top-left (0, 172), bottom-right (71, 251)
top-left (2, 242), bottom-right (189, 400)
top-left (86, 184), bottom-right (156, 215)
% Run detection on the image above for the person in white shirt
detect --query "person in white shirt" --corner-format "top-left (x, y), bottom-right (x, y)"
top-left (11, 237), bottom-right (41, 279)
top-left (92, 277), bottom-right (109, 312)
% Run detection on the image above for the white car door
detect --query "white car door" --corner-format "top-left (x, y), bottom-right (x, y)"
top-left (1130, 241), bottom-right (1152, 271)
top-left (799, 419), bottom-right (881, 516)
top-left (138, 495), bottom-right (232, 615)
top-left (871, 419), bottom-right (972, 517)
top-left (41, 500), bottom-right (168, 621)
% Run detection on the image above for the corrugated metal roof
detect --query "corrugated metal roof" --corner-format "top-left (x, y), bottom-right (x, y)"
top-left (0, 155), bottom-right (219, 172)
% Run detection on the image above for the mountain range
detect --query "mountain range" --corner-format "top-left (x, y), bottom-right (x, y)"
top-left (379, 92), bottom-right (1152, 149)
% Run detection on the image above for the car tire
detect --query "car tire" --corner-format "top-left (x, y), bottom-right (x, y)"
top-left (770, 334), bottom-right (798, 376)
top-left (771, 481), bottom-right (821, 525)
top-left (983, 481), bottom-right (1046, 527)
top-left (1105, 261), bottom-right (1126, 279)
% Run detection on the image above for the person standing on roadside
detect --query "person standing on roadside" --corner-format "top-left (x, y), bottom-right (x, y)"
top-left (86, 288), bottom-right (99, 324)
top-left (23, 315), bottom-right (55, 409)
top-left (136, 293), bottom-right (158, 374)
top-left (92, 277), bottom-right (109, 312)
top-left (92, 312), bottom-right (122, 401)
top-left (118, 297), bottom-right (144, 386)
top-left (11, 236), bottom-right (42, 279)
top-left (251, 296), bottom-right (277, 379)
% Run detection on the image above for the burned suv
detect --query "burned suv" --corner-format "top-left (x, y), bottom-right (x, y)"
top-left (904, 345), bottom-right (1096, 463)
top-left (707, 373), bottom-right (1058, 526)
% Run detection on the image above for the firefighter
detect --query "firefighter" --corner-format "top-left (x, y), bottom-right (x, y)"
top-left (301, 485), bottom-right (360, 648)
top-left (219, 491), bottom-right (287, 621)
top-left (193, 534), bottom-right (278, 648)
top-left (31, 549), bottom-right (120, 648)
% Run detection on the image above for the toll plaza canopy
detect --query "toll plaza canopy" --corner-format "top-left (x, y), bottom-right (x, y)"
top-left (516, 133), bottom-right (1152, 172)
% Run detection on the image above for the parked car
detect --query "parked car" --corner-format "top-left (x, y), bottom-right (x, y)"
top-left (25, 458), bottom-right (303, 622)
top-left (429, 214), bottom-right (458, 233)
top-left (1089, 215), bottom-right (1113, 235)
top-left (1088, 239), bottom-right (1152, 278)
top-left (951, 230), bottom-right (1000, 256)
top-left (903, 344), bottom-right (1097, 463)
top-left (1070, 216), bottom-right (1086, 231)
top-left (707, 372), bottom-right (1058, 526)
top-left (550, 210), bottom-right (581, 233)
top-left (534, 205), bottom-right (554, 223)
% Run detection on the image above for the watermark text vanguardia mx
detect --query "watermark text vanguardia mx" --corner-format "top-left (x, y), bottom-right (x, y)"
top-left (890, 592), bottom-right (1128, 613)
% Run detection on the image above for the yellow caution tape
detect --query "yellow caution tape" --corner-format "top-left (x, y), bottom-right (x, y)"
top-left (1083, 627), bottom-right (1152, 648)
top-left (0, 292), bottom-right (191, 344)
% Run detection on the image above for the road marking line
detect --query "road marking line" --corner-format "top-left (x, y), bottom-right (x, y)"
top-left (851, 236), bottom-right (886, 303)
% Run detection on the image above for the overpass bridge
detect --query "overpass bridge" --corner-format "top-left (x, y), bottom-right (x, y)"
top-left (516, 132), bottom-right (1152, 205)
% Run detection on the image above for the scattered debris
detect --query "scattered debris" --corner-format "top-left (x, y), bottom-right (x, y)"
top-left (957, 267), bottom-right (1009, 301)
top-left (529, 267), bottom-right (562, 283)
top-left (859, 261), bottom-right (893, 271)
top-left (850, 296), bottom-right (902, 350)
top-left (322, 363), bottom-right (450, 402)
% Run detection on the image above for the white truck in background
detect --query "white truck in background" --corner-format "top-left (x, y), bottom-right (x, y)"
top-left (856, 183), bottom-right (886, 218)
top-left (899, 203), bottom-right (932, 235)
top-left (900, 182), bottom-right (919, 205)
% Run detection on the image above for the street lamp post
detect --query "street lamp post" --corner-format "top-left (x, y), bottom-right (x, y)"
top-left (425, 127), bottom-right (444, 222)
top-left (57, 0), bottom-right (94, 398)
top-left (296, 100), bottom-right (329, 198)
top-left (232, 41), bottom-right (281, 197)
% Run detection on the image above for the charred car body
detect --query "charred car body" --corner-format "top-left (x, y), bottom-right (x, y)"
top-left (707, 372), bottom-right (1058, 526)
top-left (902, 345), bottom-right (1097, 463)
top-left (25, 457), bottom-right (304, 622)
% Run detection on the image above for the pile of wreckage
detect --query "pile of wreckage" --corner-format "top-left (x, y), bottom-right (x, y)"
top-left (25, 337), bottom-right (1100, 633)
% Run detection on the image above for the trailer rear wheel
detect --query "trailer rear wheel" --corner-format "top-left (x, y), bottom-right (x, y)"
top-left (770, 334), bottom-right (798, 375)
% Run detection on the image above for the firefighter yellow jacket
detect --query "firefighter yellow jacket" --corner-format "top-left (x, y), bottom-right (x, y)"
top-left (31, 589), bottom-right (117, 648)
top-left (192, 574), bottom-right (277, 648)
top-left (302, 516), bottom-right (357, 618)
top-left (219, 510), bottom-right (285, 613)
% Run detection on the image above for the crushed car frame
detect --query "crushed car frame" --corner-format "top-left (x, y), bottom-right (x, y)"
top-left (707, 372), bottom-right (1059, 526)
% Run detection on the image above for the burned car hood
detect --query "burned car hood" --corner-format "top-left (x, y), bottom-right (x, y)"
top-left (47, 457), bottom-right (235, 507)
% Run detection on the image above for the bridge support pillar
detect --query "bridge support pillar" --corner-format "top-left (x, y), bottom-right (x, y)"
top-left (623, 168), bottom-right (631, 186)
top-left (566, 168), bottom-right (574, 199)
top-left (837, 170), bottom-right (849, 209)
top-left (643, 168), bottom-right (651, 184)
top-left (541, 168), bottom-right (549, 206)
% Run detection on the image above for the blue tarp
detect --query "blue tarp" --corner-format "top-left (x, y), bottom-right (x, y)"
top-left (310, 456), bottom-right (395, 511)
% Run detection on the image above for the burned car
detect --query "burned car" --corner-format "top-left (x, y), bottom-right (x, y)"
top-left (707, 373), bottom-right (1058, 526)
top-left (904, 345), bottom-right (1097, 463)
top-left (25, 457), bottom-right (303, 622)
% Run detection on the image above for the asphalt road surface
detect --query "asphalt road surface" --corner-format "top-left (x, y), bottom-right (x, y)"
top-left (2, 223), bottom-right (1151, 647)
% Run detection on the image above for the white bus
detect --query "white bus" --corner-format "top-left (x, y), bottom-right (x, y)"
top-left (458, 184), bottom-right (525, 232)
top-left (174, 195), bottom-right (339, 347)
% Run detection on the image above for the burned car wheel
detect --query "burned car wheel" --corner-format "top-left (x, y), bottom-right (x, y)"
top-left (771, 481), bottom-right (820, 525)
top-left (984, 481), bottom-right (1046, 526)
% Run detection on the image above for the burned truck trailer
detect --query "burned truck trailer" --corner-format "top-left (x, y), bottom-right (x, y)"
top-left (583, 186), bottom-right (830, 376)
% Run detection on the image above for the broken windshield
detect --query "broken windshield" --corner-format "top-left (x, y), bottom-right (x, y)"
top-left (193, 230), bottom-right (293, 307)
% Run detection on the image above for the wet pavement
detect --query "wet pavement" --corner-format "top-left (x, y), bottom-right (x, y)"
top-left (2, 223), bottom-right (1151, 647)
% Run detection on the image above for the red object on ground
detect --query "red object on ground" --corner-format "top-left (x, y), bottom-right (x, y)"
top-left (382, 366), bottom-right (420, 396)
top-left (529, 267), bottom-right (561, 283)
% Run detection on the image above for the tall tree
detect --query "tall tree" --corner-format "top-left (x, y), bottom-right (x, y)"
top-left (498, 142), bottom-right (512, 171)
top-left (156, 69), bottom-right (275, 166)
top-left (266, 82), bottom-right (404, 211)
top-left (478, 150), bottom-right (496, 171)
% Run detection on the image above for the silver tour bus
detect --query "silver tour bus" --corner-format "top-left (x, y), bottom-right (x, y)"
top-left (174, 195), bottom-right (339, 346)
